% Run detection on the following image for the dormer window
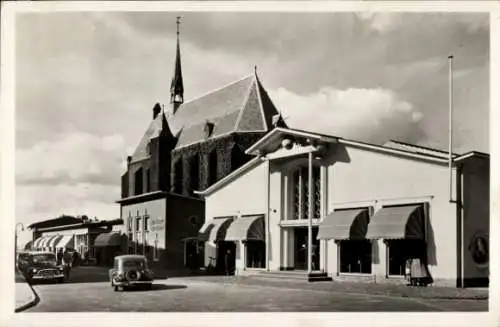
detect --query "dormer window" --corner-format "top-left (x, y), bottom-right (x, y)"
top-left (146, 142), bottom-right (151, 155)
top-left (204, 121), bottom-right (215, 138)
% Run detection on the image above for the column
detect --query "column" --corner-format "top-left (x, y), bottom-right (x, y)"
top-left (307, 151), bottom-right (313, 274)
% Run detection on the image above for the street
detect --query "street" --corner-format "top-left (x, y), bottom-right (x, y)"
top-left (24, 267), bottom-right (487, 312)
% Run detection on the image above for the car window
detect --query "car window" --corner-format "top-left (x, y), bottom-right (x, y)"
top-left (32, 253), bottom-right (56, 263)
top-left (123, 260), bottom-right (147, 269)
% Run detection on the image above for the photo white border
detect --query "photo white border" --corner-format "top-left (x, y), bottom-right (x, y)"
top-left (1, 1), bottom-right (499, 326)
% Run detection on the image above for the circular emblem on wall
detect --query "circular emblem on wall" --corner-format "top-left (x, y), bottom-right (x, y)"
top-left (189, 215), bottom-right (198, 227)
top-left (468, 231), bottom-right (489, 267)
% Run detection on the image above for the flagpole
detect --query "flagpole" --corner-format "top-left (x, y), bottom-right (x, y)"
top-left (448, 55), bottom-right (454, 202)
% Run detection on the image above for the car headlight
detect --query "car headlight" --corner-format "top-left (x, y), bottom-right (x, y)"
top-left (32, 268), bottom-right (37, 274)
top-left (58, 267), bottom-right (64, 271)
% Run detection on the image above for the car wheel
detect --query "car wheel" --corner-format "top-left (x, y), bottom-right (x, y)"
top-left (57, 277), bottom-right (64, 284)
top-left (148, 284), bottom-right (153, 290)
top-left (114, 285), bottom-right (119, 292)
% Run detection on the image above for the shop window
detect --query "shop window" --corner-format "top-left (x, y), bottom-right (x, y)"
top-left (339, 240), bottom-right (372, 274)
top-left (208, 149), bottom-right (218, 186)
top-left (291, 166), bottom-right (321, 220)
top-left (386, 239), bottom-right (427, 276)
top-left (134, 167), bottom-right (143, 195)
top-left (246, 241), bottom-right (265, 268)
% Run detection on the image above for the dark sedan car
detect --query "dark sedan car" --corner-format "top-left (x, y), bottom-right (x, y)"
top-left (109, 255), bottom-right (155, 291)
top-left (17, 251), bottom-right (65, 283)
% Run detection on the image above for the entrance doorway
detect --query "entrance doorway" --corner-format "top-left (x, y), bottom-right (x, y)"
top-left (294, 227), bottom-right (319, 271)
top-left (216, 241), bottom-right (236, 275)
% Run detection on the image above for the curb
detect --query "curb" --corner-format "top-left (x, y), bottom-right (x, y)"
top-left (181, 276), bottom-right (489, 301)
top-left (15, 270), bottom-right (40, 313)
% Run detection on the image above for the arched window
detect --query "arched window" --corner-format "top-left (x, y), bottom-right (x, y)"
top-left (230, 145), bottom-right (247, 171)
top-left (189, 155), bottom-right (200, 195)
top-left (174, 158), bottom-right (183, 194)
top-left (134, 167), bottom-right (143, 195)
top-left (208, 149), bottom-right (218, 186)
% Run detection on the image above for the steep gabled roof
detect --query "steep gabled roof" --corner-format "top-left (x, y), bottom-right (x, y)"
top-left (131, 109), bottom-right (174, 162)
top-left (170, 72), bottom-right (286, 149)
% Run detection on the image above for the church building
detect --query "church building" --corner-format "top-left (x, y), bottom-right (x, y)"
top-left (115, 18), bottom-right (286, 269)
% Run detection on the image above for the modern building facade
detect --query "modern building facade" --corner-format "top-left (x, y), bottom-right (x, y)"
top-left (197, 128), bottom-right (490, 287)
top-left (115, 20), bottom-right (286, 269)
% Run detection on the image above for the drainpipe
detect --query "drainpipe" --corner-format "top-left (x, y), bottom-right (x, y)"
top-left (448, 55), bottom-right (455, 203)
top-left (448, 55), bottom-right (464, 287)
top-left (266, 158), bottom-right (270, 272)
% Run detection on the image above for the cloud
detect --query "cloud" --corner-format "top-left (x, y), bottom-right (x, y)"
top-left (270, 87), bottom-right (425, 145)
top-left (16, 132), bottom-right (128, 185)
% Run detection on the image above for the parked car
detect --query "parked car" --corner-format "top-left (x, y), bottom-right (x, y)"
top-left (109, 255), bottom-right (155, 291)
top-left (17, 251), bottom-right (66, 284)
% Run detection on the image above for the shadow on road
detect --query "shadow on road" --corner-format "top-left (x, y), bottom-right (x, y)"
top-left (121, 284), bottom-right (187, 292)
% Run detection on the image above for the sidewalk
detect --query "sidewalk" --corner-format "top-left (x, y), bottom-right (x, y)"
top-left (181, 275), bottom-right (489, 301)
top-left (15, 269), bottom-right (39, 312)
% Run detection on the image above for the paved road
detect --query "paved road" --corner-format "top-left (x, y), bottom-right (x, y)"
top-left (26, 277), bottom-right (486, 312)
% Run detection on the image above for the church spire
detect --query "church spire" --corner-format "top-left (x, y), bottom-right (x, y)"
top-left (170, 16), bottom-right (184, 112)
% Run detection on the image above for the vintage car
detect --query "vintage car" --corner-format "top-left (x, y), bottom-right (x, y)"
top-left (17, 251), bottom-right (66, 284)
top-left (109, 255), bottom-right (155, 291)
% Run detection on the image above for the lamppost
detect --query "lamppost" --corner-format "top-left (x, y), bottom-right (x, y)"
top-left (15, 223), bottom-right (25, 266)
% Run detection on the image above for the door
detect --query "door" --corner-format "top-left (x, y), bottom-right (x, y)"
top-left (216, 241), bottom-right (236, 275)
top-left (294, 227), bottom-right (319, 270)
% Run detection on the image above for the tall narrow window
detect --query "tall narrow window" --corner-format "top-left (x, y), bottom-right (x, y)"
top-left (144, 215), bottom-right (149, 232)
top-left (134, 167), bottom-right (143, 195)
top-left (146, 169), bottom-right (151, 193)
top-left (135, 217), bottom-right (141, 232)
top-left (208, 150), bottom-right (218, 186)
top-left (174, 158), bottom-right (183, 194)
top-left (189, 155), bottom-right (200, 195)
top-left (292, 165), bottom-right (321, 220)
top-left (153, 233), bottom-right (159, 261)
top-left (231, 145), bottom-right (247, 171)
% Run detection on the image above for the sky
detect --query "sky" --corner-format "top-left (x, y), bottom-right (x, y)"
top-left (14, 11), bottom-right (489, 246)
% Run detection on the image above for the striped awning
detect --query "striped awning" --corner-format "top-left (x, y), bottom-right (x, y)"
top-left (225, 215), bottom-right (265, 241)
top-left (94, 232), bottom-right (122, 247)
top-left (365, 204), bottom-right (425, 240)
top-left (32, 236), bottom-right (46, 248)
top-left (47, 235), bottom-right (63, 247)
top-left (55, 235), bottom-right (75, 249)
top-left (198, 217), bottom-right (234, 242)
top-left (317, 208), bottom-right (369, 240)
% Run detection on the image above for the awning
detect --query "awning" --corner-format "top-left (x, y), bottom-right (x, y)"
top-left (317, 208), bottom-right (369, 240)
top-left (39, 236), bottom-right (53, 248)
top-left (225, 215), bottom-right (265, 241)
top-left (55, 235), bottom-right (75, 249)
top-left (47, 235), bottom-right (63, 247)
top-left (197, 217), bottom-right (234, 242)
top-left (365, 204), bottom-right (424, 240)
top-left (32, 237), bottom-right (46, 248)
top-left (94, 232), bottom-right (122, 247)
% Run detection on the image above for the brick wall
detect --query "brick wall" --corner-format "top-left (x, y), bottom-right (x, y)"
top-left (165, 194), bottom-right (205, 269)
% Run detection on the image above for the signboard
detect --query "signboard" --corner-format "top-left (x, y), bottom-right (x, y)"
top-left (150, 218), bottom-right (165, 232)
